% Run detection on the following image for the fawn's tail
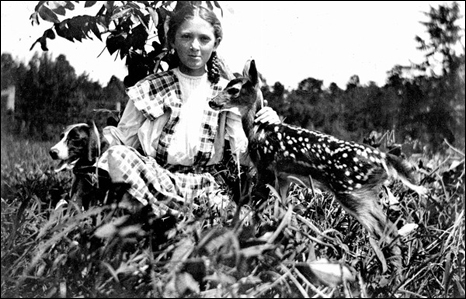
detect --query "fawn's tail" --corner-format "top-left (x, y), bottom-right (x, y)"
top-left (384, 153), bottom-right (428, 196)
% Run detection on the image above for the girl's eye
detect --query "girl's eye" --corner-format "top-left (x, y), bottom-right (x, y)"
top-left (180, 33), bottom-right (191, 39)
top-left (200, 36), bottom-right (211, 43)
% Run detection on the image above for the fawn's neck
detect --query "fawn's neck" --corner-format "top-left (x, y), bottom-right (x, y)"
top-left (241, 99), bottom-right (262, 145)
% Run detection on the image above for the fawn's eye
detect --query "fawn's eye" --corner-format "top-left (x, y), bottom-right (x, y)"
top-left (227, 87), bottom-right (240, 96)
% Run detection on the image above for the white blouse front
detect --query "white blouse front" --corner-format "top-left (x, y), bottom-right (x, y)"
top-left (166, 69), bottom-right (213, 165)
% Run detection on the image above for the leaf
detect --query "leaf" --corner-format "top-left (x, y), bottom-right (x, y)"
top-left (30, 12), bottom-right (40, 26)
top-left (51, 6), bottom-right (66, 16)
top-left (118, 224), bottom-right (144, 238)
top-left (384, 185), bottom-right (399, 208)
top-left (133, 7), bottom-right (150, 31)
top-left (94, 222), bottom-right (117, 239)
top-left (213, 1), bottom-right (223, 17)
top-left (44, 29), bottom-right (56, 39)
top-left (240, 244), bottom-right (274, 258)
top-left (119, 38), bottom-right (130, 59)
top-left (171, 238), bottom-right (194, 264)
top-left (34, 1), bottom-right (47, 12)
top-left (176, 272), bottom-right (200, 294)
top-left (147, 7), bottom-right (159, 27)
top-left (30, 37), bottom-right (42, 51)
top-left (52, 253), bottom-right (68, 269)
top-left (106, 33), bottom-right (126, 55)
top-left (67, 21), bottom-right (86, 42)
top-left (398, 223), bottom-right (419, 237)
top-left (101, 261), bottom-right (120, 282)
top-left (55, 21), bottom-right (75, 42)
top-left (64, 1), bottom-right (75, 10)
top-left (448, 159), bottom-right (463, 171)
top-left (110, 7), bottom-right (132, 22)
top-left (287, 175), bottom-right (308, 188)
top-left (39, 35), bottom-right (49, 51)
top-left (130, 24), bottom-right (148, 50)
top-left (54, 199), bottom-right (68, 210)
top-left (151, 41), bottom-right (163, 53)
top-left (89, 19), bottom-right (102, 41)
top-left (204, 272), bottom-right (236, 285)
top-left (38, 5), bottom-right (60, 23)
top-left (85, 1), bottom-right (97, 7)
top-left (369, 237), bottom-right (388, 273)
top-left (156, 7), bottom-right (171, 46)
top-left (307, 259), bottom-right (355, 287)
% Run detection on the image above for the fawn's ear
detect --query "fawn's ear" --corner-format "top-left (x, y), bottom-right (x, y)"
top-left (243, 59), bottom-right (258, 86)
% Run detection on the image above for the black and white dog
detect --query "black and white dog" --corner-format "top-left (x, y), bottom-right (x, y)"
top-left (50, 123), bottom-right (111, 209)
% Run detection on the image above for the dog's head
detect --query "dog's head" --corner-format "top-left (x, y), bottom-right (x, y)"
top-left (49, 123), bottom-right (101, 172)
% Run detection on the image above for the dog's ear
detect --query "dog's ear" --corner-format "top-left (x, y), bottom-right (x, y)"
top-left (87, 121), bottom-right (101, 162)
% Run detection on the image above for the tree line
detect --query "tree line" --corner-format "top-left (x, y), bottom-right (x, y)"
top-left (263, 55), bottom-right (464, 154)
top-left (1, 52), bottom-right (126, 140)
top-left (262, 2), bottom-right (464, 154)
top-left (1, 1), bottom-right (464, 155)
top-left (2, 46), bottom-right (463, 155)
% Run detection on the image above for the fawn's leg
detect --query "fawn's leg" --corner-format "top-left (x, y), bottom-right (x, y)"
top-left (335, 189), bottom-right (401, 270)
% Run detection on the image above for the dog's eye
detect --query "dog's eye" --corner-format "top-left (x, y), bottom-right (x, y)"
top-left (69, 138), bottom-right (86, 148)
top-left (68, 130), bottom-right (80, 139)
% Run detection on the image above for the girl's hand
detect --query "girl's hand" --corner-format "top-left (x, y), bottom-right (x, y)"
top-left (255, 106), bottom-right (280, 125)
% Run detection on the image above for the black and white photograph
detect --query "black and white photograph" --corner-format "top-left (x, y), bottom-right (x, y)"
top-left (1, 1), bottom-right (464, 297)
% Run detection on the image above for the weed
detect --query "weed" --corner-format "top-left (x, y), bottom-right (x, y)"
top-left (1, 133), bottom-right (464, 297)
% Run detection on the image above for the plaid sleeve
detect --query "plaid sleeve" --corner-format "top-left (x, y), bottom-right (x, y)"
top-left (126, 72), bottom-right (177, 121)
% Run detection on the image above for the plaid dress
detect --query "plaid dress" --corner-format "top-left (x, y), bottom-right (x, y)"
top-left (98, 70), bottom-right (245, 217)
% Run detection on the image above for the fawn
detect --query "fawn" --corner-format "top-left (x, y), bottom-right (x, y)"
top-left (209, 59), bottom-right (427, 270)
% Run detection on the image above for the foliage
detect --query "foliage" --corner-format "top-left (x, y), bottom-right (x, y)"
top-left (414, 1), bottom-right (463, 76)
top-left (21, 1), bottom-right (465, 152)
top-left (263, 2), bottom-right (464, 154)
top-left (29, 1), bottom-right (224, 88)
top-left (1, 52), bottom-right (125, 141)
top-left (1, 130), bottom-right (465, 298)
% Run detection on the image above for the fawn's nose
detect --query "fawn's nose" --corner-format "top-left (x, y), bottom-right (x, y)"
top-left (208, 100), bottom-right (220, 109)
top-left (49, 149), bottom-right (59, 160)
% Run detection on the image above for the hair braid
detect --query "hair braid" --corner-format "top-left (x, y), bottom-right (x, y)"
top-left (207, 51), bottom-right (220, 84)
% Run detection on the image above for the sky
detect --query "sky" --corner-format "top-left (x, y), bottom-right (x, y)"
top-left (1, 1), bottom-right (464, 90)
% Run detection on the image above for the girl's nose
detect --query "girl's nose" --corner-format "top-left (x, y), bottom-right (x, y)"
top-left (190, 39), bottom-right (200, 50)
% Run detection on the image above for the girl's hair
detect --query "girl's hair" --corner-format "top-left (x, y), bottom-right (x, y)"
top-left (167, 5), bottom-right (223, 84)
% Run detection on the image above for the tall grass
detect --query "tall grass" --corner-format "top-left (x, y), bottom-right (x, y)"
top-left (1, 133), bottom-right (464, 298)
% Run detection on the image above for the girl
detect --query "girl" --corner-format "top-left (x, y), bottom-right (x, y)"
top-left (99, 4), bottom-right (279, 217)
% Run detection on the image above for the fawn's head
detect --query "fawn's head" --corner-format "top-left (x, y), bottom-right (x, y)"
top-left (209, 59), bottom-right (263, 115)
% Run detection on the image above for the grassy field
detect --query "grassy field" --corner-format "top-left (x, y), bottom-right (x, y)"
top-left (1, 133), bottom-right (464, 298)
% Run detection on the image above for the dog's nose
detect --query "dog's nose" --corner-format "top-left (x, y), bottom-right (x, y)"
top-left (49, 149), bottom-right (59, 160)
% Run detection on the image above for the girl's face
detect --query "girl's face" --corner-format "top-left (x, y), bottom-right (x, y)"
top-left (172, 16), bottom-right (220, 76)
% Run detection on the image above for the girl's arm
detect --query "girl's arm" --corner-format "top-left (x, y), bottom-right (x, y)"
top-left (103, 99), bottom-right (144, 149)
